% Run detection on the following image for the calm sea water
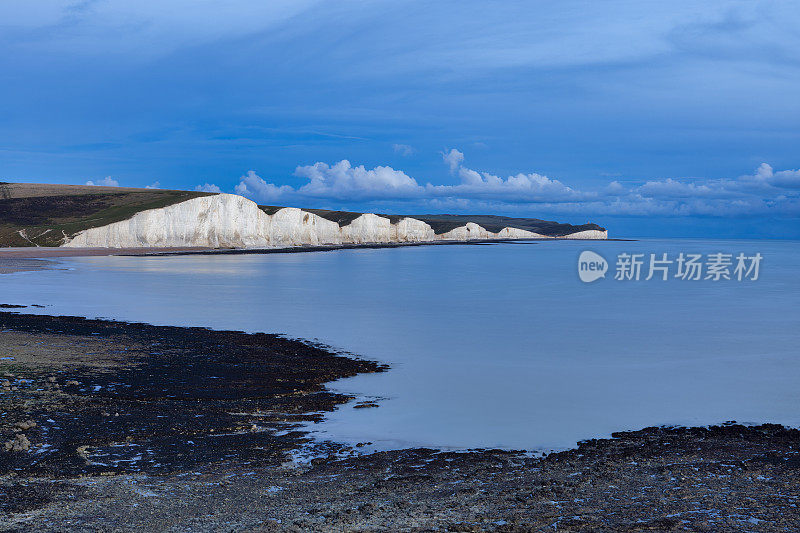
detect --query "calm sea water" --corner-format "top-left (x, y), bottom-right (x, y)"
top-left (2, 239), bottom-right (798, 451)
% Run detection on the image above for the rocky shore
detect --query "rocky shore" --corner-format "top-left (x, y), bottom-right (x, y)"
top-left (1, 309), bottom-right (798, 532)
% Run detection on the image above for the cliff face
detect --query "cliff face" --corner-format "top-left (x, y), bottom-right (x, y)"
top-left (266, 207), bottom-right (341, 246)
top-left (558, 229), bottom-right (608, 240)
top-left (63, 194), bottom-right (607, 248)
top-left (64, 194), bottom-right (273, 248)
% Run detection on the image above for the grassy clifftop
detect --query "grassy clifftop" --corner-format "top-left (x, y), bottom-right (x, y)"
top-left (0, 183), bottom-right (213, 247)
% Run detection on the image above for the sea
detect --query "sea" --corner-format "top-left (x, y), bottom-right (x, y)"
top-left (1, 238), bottom-right (798, 452)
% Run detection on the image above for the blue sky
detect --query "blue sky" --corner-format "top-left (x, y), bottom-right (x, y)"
top-left (1, 1), bottom-right (799, 238)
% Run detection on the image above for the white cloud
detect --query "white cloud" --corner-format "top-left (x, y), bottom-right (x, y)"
top-left (457, 166), bottom-right (483, 185)
top-left (145, 181), bottom-right (160, 189)
top-left (234, 153), bottom-right (584, 206)
top-left (601, 164), bottom-right (800, 216)
top-left (442, 148), bottom-right (464, 173)
top-left (437, 148), bottom-right (582, 202)
top-left (638, 178), bottom-right (731, 199)
top-left (85, 177), bottom-right (119, 187)
top-left (294, 160), bottom-right (421, 200)
top-left (437, 169), bottom-right (581, 202)
top-left (606, 181), bottom-right (627, 194)
top-left (755, 162), bottom-right (774, 182)
top-left (234, 171), bottom-right (293, 202)
top-left (749, 163), bottom-right (800, 189)
top-left (234, 160), bottom-right (426, 204)
top-left (632, 164), bottom-right (800, 203)
top-left (393, 143), bottom-right (415, 156)
top-left (772, 170), bottom-right (800, 189)
top-left (229, 152), bottom-right (800, 218)
top-left (195, 183), bottom-right (222, 193)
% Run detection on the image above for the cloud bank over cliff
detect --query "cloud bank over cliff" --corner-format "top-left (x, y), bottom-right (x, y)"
top-left (226, 152), bottom-right (800, 219)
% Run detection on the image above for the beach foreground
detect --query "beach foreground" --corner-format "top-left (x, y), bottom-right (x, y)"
top-left (1, 309), bottom-right (798, 532)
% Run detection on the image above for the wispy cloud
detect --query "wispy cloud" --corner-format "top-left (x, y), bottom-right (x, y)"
top-left (442, 148), bottom-right (464, 173)
top-left (85, 176), bottom-right (119, 187)
top-left (0, 1), bottom-right (322, 59)
top-left (393, 143), bottom-right (415, 156)
top-left (195, 183), bottom-right (222, 193)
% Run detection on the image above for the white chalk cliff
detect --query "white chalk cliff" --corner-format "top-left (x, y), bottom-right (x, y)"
top-left (63, 193), bottom-right (607, 248)
top-left (558, 229), bottom-right (608, 240)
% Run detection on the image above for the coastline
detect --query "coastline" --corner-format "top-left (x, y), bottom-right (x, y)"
top-left (0, 246), bottom-right (213, 260)
top-left (1, 308), bottom-right (798, 531)
top-left (0, 237), bottom-right (635, 273)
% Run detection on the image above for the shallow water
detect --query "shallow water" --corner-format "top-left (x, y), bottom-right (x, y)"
top-left (1, 239), bottom-right (798, 451)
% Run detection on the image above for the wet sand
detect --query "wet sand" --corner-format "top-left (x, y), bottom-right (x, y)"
top-left (1, 308), bottom-right (798, 531)
top-left (0, 247), bottom-right (211, 259)
top-left (0, 258), bottom-right (55, 274)
top-left (0, 248), bottom-right (212, 274)
top-left (0, 242), bottom-right (526, 259)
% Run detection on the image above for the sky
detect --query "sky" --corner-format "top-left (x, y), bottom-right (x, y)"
top-left (1, 0), bottom-right (799, 238)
